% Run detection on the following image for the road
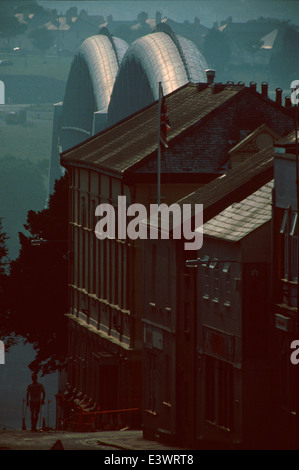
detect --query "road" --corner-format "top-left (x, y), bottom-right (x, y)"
top-left (0, 429), bottom-right (183, 451)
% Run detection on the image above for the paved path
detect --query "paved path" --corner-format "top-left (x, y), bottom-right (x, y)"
top-left (0, 429), bottom-right (184, 451)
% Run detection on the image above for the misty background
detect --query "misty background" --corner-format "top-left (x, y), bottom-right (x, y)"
top-left (41, 1), bottom-right (299, 26)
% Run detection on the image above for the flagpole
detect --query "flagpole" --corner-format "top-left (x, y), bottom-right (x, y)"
top-left (157, 81), bottom-right (162, 206)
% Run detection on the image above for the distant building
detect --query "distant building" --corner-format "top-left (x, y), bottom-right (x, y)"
top-left (217, 19), bottom-right (281, 66)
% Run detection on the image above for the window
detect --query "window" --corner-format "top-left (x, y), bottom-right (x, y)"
top-left (201, 255), bottom-right (210, 299)
top-left (205, 356), bottom-right (234, 431)
top-left (151, 244), bottom-right (156, 302)
top-left (81, 196), bottom-right (86, 227)
top-left (210, 259), bottom-right (219, 301)
top-left (223, 263), bottom-right (231, 307)
top-left (280, 210), bottom-right (288, 234)
top-left (280, 209), bottom-right (298, 283)
top-left (184, 274), bottom-right (191, 332)
top-left (146, 352), bottom-right (158, 412)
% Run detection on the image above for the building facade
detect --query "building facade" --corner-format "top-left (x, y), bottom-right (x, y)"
top-left (60, 81), bottom-right (295, 434)
top-left (196, 182), bottom-right (275, 449)
top-left (272, 132), bottom-right (299, 449)
top-left (142, 145), bottom-right (277, 447)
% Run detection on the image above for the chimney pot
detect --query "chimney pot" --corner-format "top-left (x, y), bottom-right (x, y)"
top-left (261, 81), bottom-right (268, 98)
top-left (205, 69), bottom-right (216, 84)
top-left (249, 81), bottom-right (257, 91)
top-left (285, 95), bottom-right (292, 107)
top-left (275, 87), bottom-right (283, 106)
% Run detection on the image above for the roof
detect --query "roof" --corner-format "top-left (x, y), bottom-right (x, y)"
top-left (260, 28), bottom-right (279, 49)
top-left (61, 82), bottom-right (247, 175)
top-left (203, 180), bottom-right (273, 242)
top-left (168, 143), bottom-right (276, 231)
top-left (275, 130), bottom-right (299, 147)
top-left (228, 123), bottom-right (282, 155)
top-left (61, 81), bottom-right (293, 180)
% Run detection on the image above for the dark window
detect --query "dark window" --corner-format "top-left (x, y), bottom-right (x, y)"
top-left (280, 209), bottom-right (298, 284)
top-left (205, 356), bottom-right (234, 431)
top-left (147, 352), bottom-right (158, 411)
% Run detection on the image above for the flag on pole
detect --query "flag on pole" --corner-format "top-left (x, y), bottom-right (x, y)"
top-left (160, 89), bottom-right (171, 148)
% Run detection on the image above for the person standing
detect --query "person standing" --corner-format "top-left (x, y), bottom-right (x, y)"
top-left (26, 373), bottom-right (45, 431)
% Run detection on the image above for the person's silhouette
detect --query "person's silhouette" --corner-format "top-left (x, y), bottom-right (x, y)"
top-left (26, 373), bottom-right (45, 431)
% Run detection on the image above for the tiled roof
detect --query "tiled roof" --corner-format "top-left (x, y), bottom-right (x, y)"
top-left (60, 82), bottom-right (247, 175)
top-left (275, 130), bottom-right (299, 147)
top-left (168, 143), bottom-right (275, 231)
top-left (61, 81), bottom-right (293, 179)
top-left (203, 180), bottom-right (273, 242)
top-left (228, 123), bottom-right (281, 154)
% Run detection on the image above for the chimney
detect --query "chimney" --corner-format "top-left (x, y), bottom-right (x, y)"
top-left (261, 81), bottom-right (268, 98)
top-left (249, 81), bottom-right (257, 91)
top-left (155, 11), bottom-right (162, 25)
top-left (211, 83), bottom-right (226, 94)
top-left (285, 95), bottom-right (292, 107)
top-left (275, 87), bottom-right (283, 106)
top-left (205, 69), bottom-right (216, 84)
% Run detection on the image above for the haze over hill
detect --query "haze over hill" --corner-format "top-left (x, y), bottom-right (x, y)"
top-left (39, 0), bottom-right (299, 26)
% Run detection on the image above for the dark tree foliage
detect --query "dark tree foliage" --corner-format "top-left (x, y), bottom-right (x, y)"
top-left (7, 174), bottom-right (69, 375)
top-left (0, 156), bottom-right (48, 259)
top-left (269, 26), bottom-right (299, 87)
top-left (0, 219), bottom-right (16, 350)
top-left (203, 29), bottom-right (231, 74)
top-left (0, 1), bottom-right (28, 42)
top-left (28, 26), bottom-right (55, 57)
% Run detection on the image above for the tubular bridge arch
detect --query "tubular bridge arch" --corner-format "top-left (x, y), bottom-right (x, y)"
top-left (60, 28), bottom-right (129, 151)
top-left (107, 23), bottom-right (208, 126)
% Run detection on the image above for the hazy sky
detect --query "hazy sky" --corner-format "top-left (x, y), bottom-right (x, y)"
top-left (38, 1), bottom-right (299, 26)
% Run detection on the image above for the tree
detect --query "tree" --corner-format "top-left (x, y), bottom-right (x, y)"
top-left (0, 219), bottom-right (16, 351)
top-left (0, 156), bottom-right (47, 259)
top-left (6, 174), bottom-right (69, 375)
top-left (0, 4), bottom-right (27, 48)
top-left (137, 11), bottom-right (148, 25)
top-left (269, 25), bottom-right (299, 87)
top-left (28, 26), bottom-right (55, 61)
top-left (203, 29), bottom-right (231, 75)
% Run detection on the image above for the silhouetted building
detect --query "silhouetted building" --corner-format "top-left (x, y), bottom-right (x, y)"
top-left (272, 131), bottom-right (299, 449)
top-left (142, 145), bottom-right (276, 448)
top-left (196, 181), bottom-right (274, 449)
top-left (60, 78), bottom-right (294, 434)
